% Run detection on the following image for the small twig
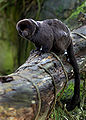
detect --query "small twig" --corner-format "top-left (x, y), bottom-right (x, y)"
top-left (50, 52), bottom-right (77, 120)
top-left (51, 52), bottom-right (68, 100)
top-left (72, 32), bottom-right (86, 40)
top-left (58, 101), bottom-right (77, 120)
top-left (39, 53), bottom-right (69, 119)
top-left (38, 65), bottom-right (57, 119)
top-left (63, 105), bottom-right (78, 120)
top-left (12, 74), bottom-right (41, 120)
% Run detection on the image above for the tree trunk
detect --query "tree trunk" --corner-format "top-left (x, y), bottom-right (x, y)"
top-left (0, 25), bottom-right (86, 120)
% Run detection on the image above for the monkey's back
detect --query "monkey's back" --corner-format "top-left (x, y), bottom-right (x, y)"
top-left (43, 19), bottom-right (72, 54)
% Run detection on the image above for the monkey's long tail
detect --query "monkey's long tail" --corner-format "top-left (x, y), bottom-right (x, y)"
top-left (67, 39), bottom-right (80, 99)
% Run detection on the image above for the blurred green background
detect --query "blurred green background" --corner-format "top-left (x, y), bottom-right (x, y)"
top-left (0, 0), bottom-right (86, 75)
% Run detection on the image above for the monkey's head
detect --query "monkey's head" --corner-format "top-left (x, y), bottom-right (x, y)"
top-left (16, 19), bottom-right (38, 39)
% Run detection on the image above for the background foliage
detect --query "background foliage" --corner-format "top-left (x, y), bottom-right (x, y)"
top-left (0, 0), bottom-right (86, 120)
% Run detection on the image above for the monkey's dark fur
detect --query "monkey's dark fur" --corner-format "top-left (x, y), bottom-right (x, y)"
top-left (16, 19), bottom-right (80, 111)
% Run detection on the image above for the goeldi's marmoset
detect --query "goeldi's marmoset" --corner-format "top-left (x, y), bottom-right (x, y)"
top-left (16, 18), bottom-right (80, 111)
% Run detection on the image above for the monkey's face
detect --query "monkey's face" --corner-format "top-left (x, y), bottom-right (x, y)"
top-left (16, 19), bottom-right (37, 39)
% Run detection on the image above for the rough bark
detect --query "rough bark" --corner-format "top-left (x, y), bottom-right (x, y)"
top-left (0, 25), bottom-right (86, 120)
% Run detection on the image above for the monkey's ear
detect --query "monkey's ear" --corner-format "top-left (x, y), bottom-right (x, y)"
top-left (29, 19), bottom-right (39, 28)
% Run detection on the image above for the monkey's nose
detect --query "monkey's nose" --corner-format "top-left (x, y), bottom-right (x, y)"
top-left (22, 30), bottom-right (28, 37)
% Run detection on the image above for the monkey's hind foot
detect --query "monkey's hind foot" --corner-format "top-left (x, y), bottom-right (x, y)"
top-left (66, 95), bottom-right (80, 111)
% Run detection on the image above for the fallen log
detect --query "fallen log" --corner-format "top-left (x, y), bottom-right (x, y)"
top-left (0, 25), bottom-right (86, 120)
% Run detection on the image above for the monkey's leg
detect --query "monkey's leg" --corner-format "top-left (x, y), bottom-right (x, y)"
top-left (66, 40), bottom-right (80, 111)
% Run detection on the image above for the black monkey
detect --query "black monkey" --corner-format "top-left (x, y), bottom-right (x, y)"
top-left (16, 19), bottom-right (80, 111)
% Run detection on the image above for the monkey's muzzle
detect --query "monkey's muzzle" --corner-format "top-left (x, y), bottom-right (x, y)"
top-left (22, 30), bottom-right (28, 37)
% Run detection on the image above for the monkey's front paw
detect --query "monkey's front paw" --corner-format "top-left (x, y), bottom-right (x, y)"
top-left (66, 95), bottom-right (80, 111)
top-left (30, 49), bottom-right (40, 54)
top-left (30, 49), bottom-right (43, 56)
